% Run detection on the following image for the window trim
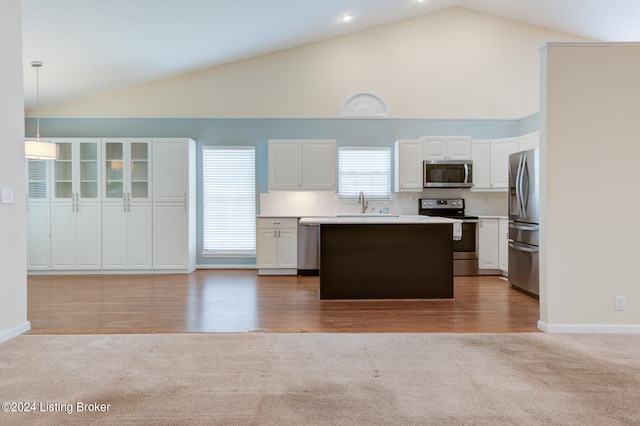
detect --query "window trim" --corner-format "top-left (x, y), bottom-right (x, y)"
top-left (201, 146), bottom-right (256, 257)
top-left (337, 146), bottom-right (392, 201)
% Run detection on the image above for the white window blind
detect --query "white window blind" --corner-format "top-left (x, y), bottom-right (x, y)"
top-left (338, 147), bottom-right (391, 199)
top-left (202, 147), bottom-right (256, 255)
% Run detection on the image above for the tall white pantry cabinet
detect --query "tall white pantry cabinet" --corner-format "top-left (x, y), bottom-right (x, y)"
top-left (26, 138), bottom-right (196, 274)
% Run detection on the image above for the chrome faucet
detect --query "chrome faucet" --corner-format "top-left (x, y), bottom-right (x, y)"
top-left (357, 191), bottom-right (368, 214)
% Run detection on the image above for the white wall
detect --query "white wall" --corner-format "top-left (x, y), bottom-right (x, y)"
top-left (35, 8), bottom-right (587, 119)
top-left (539, 43), bottom-right (640, 333)
top-left (0, 0), bottom-right (30, 342)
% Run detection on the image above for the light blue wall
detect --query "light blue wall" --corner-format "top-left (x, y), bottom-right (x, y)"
top-left (26, 116), bottom-right (535, 266)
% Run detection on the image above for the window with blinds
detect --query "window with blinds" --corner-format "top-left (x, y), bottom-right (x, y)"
top-left (202, 147), bottom-right (256, 255)
top-left (338, 147), bottom-right (391, 199)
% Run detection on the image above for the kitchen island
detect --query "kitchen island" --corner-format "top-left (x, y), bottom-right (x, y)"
top-left (299, 216), bottom-right (459, 299)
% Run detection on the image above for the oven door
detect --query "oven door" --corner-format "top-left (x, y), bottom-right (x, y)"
top-left (453, 219), bottom-right (479, 276)
top-left (453, 220), bottom-right (478, 260)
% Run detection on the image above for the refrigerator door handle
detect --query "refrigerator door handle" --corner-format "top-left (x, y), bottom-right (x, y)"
top-left (518, 154), bottom-right (527, 219)
top-left (509, 241), bottom-right (539, 253)
top-left (509, 222), bottom-right (538, 232)
top-left (515, 154), bottom-right (524, 216)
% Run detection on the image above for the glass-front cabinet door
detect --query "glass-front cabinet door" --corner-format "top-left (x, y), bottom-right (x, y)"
top-left (103, 139), bottom-right (151, 202)
top-left (129, 141), bottom-right (150, 200)
top-left (53, 141), bottom-right (73, 201)
top-left (51, 139), bottom-right (100, 202)
top-left (79, 141), bottom-right (99, 200)
top-left (104, 141), bottom-right (124, 200)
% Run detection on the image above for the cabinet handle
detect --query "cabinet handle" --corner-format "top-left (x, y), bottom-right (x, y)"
top-left (274, 230), bottom-right (277, 238)
top-left (278, 230), bottom-right (281, 238)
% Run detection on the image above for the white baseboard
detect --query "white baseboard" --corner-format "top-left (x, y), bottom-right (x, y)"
top-left (0, 321), bottom-right (31, 344)
top-left (538, 320), bottom-right (640, 334)
top-left (196, 264), bottom-right (257, 270)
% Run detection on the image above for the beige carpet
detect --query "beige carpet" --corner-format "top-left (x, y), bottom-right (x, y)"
top-left (1, 333), bottom-right (639, 425)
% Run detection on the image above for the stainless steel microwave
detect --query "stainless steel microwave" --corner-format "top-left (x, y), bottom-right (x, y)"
top-left (423, 160), bottom-right (473, 188)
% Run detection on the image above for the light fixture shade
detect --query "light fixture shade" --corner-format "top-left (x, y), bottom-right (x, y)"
top-left (25, 140), bottom-right (58, 160)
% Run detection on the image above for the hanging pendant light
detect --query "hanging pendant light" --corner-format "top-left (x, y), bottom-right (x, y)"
top-left (25, 61), bottom-right (58, 160)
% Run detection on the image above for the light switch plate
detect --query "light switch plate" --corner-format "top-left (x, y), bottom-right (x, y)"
top-left (1, 188), bottom-right (14, 204)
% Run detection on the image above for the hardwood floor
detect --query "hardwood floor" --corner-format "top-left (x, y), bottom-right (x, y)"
top-left (27, 270), bottom-right (540, 334)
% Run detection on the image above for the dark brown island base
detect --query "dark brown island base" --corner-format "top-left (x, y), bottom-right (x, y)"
top-left (299, 216), bottom-right (457, 299)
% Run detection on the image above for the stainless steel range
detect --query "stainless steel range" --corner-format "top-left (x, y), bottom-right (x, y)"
top-left (418, 198), bottom-right (479, 276)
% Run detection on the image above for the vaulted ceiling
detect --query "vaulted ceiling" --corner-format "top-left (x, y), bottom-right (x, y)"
top-left (22, 0), bottom-right (640, 110)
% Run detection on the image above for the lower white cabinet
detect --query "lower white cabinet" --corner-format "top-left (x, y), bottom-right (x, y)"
top-left (153, 203), bottom-right (195, 272)
top-left (27, 203), bottom-right (50, 271)
top-left (478, 217), bottom-right (509, 276)
top-left (257, 218), bottom-right (298, 275)
top-left (50, 202), bottom-right (102, 270)
top-left (478, 218), bottom-right (499, 271)
top-left (102, 202), bottom-right (153, 270)
top-left (499, 218), bottom-right (509, 274)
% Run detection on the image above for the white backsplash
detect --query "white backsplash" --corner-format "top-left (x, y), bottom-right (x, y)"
top-left (259, 190), bottom-right (507, 217)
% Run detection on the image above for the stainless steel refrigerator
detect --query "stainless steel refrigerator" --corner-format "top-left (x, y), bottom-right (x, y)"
top-left (508, 148), bottom-right (539, 297)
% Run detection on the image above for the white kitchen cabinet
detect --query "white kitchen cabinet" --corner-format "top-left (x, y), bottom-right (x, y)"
top-left (26, 137), bottom-right (196, 275)
top-left (257, 218), bottom-right (298, 275)
top-left (26, 159), bottom-right (50, 271)
top-left (103, 138), bottom-right (151, 203)
top-left (422, 136), bottom-right (471, 160)
top-left (499, 218), bottom-right (509, 274)
top-left (50, 202), bottom-right (102, 270)
top-left (102, 202), bottom-right (153, 271)
top-left (478, 218), bottom-right (499, 271)
top-left (394, 139), bottom-right (423, 191)
top-left (153, 203), bottom-right (193, 271)
top-left (471, 140), bottom-right (491, 189)
top-left (153, 138), bottom-right (189, 202)
top-left (49, 139), bottom-right (102, 271)
top-left (268, 139), bottom-right (336, 191)
top-left (518, 131), bottom-right (539, 151)
top-left (27, 202), bottom-right (50, 271)
top-left (490, 138), bottom-right (519, 188)
top-left (152, 138), bottom-right (196, 273)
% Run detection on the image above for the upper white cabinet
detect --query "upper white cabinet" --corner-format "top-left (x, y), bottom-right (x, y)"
top-left (518, 131), bottom-right (539, 151)
top-left (268, 139), bottom-right (336, 191)
top-left (472, 132), bottom-right (539, 192)
top-left (394, 139), bottom-right (423, 192)
top-left (153, 138), bottom-right (190, 202)
top-left (490, 138), bottom-right (519, 189)
top-left (471, 140), bottom-right (491, 189)
top-left (103, 139), bottom-right (151, 202)
top-left (422, 136), bottom-right (471, 160)
top-left (51, 138), bottom-right (101, 202)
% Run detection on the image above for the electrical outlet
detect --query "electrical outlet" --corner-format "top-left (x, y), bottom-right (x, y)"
top-left (615, 296), bottom-right (626, 311)
top-left (1, 188), bottom-right (14, 204)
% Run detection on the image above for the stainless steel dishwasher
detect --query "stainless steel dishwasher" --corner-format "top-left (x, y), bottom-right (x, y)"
top-left (297, 219), bottom-right (319, 276)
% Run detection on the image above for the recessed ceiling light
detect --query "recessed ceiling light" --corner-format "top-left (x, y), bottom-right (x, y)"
top-left (342, 14), bottom-right (353, 22)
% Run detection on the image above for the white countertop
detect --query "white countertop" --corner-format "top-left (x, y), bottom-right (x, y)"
top-left (298, 215), bottom-right (460, 225)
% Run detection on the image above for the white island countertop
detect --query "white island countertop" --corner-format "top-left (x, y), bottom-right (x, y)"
top-left (299, 215), bottom-right (460, 225)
